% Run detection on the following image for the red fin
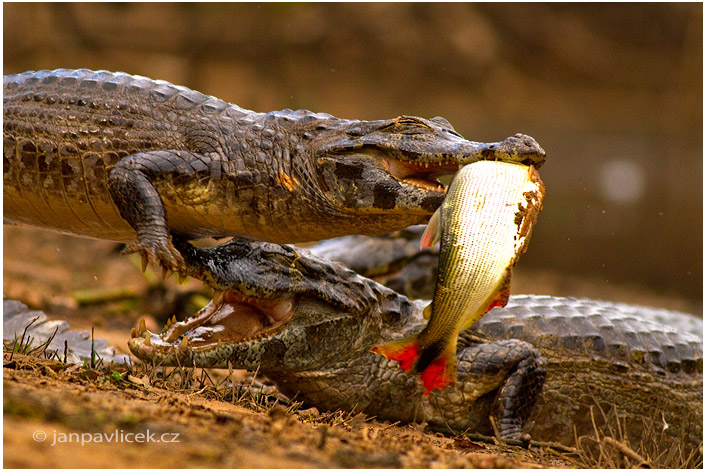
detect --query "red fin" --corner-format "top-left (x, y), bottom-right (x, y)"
top-left (419, 352), bottom-right (457, 396)
top-left (462, 271), bottom-right (514, 331)
top-left (420, 208), bottom-right (441, 249)
top-left (485, 270), bottom-right (512, 312)
top-left (486, 285), bottom-right (510, 311)
top-left (371, 337), bottom-right (420, 373)
top-left (372, 338), bottom-right (458, 395)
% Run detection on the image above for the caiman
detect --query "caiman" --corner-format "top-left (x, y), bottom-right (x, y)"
top-left (128, 238), bottom-right (703, 456)
top-left (5, 68), bottom-right (701, 459)
top-left (3, 68), bottom-right (544, 272)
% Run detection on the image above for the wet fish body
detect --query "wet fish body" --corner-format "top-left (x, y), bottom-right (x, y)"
top-left (372, 160), bottom-right (545, 394)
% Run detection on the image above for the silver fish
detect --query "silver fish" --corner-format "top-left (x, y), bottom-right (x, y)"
top-left (372, 161), bottom-right (545, 394)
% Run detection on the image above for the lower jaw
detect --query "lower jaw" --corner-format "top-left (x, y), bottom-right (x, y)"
top-left (129, 291), bottom-right (297, 355)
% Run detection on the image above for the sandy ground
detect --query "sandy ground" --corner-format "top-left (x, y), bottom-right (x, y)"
top-left (5, 352), bottom-right (571, 469)
top-left (3, 226), bottom-right (699, 468)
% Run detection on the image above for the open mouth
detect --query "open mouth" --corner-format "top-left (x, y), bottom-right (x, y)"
top-left (382, 157), bottom-right (459, 192)
top-left (130, 291), bottom-right (297, 351)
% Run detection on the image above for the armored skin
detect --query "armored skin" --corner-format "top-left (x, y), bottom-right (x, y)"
top-left (127, 239), bottom-right (702, 455)
top-left (7, 68), bottom-right (699, 460)
top-left (4, 69), bottom-right (545, 271)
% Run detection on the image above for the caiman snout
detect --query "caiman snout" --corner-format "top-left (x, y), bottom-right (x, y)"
top-left (481, 134), bottom-right (546, 168)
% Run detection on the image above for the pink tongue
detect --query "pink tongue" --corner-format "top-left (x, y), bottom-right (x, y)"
top-left (221, 292), bottom-right (295, 323)
top-left (206, 298), bottom-right (295, 336)
top-left (209, 303), bottom-right (263, 339)
top-left (269, 299), bottom-right (294, 321)
top-left (384, 157), bottom-right (412, 178)
top-left (176, 295), bottom-right (297, 346)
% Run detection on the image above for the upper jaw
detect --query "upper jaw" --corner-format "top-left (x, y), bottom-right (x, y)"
top-left (381, 155), bottom-right (459, 193)
top-left (322, 132), bottom-right (546, 196)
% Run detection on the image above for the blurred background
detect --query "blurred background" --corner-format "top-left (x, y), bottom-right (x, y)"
top-left (3, 3), bottom-right (702, 313)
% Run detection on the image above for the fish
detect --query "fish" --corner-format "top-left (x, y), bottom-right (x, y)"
top-left (371, 160), bottom-right (545, 395)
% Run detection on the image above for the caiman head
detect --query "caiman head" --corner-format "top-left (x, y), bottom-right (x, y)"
top-left (128, 239), bottom-right (417, 371)
top-left (290, 112), bottom-right (545, 230)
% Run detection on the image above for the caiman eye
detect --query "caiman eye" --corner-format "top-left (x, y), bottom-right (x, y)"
top-left (380, 116), bottom-right (433, 135)
top-left (429, 117), bottom-right (463, 138)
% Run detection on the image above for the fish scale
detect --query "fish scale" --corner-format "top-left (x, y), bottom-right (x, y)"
top-left (431, 161), bottom-right (541, 334)
top-left (372, 160), bottom-right (545, 394)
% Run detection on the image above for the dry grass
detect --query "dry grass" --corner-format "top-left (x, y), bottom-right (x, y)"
top-left (5, 349), bottom-right (551, 468)
top-left (569, 404), bottom-right (703, 469)
top-left (5, 322), bottom-right (701, 469)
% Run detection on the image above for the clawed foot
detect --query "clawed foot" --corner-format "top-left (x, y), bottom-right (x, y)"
top-left (122, 233), bottom-right (186, 278)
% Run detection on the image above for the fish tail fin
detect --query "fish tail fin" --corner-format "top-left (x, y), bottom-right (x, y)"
top-left (371, 336), bottom-right (421, 373)
top-left (418, 346), bottom-right (458, 396)
top-left (372, 338), bottom-right (458, 396)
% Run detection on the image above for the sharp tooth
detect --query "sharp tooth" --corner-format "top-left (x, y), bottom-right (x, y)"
top-left (217, 338), bottom-right (222, 347)
top-left (180, 336), bottom-right (189, 349)
top-left (131, 328), bottom-right (137, 338)
top-left (138, 319), bottom-right (146, 334)
top-left (161, 266), bottom-right (173, 281)
top-left (141, 255), bottom-right (149, 273)
top-left (171, 315), bottom-right (177, 325)
top-left (143, 332), bottom-right (151, 346)
top-left (213, 290), bottom-right (223, 304)
top-left (178, 274), bottom-right (187, 284)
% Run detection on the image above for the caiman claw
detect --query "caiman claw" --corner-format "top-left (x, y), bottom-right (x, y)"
top-left (122, 232), bottom-right (186, 274)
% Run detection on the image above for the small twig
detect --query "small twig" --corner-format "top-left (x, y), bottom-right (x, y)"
top-left (489, 415), bottom-right (501, 440)
top-left (380, 421), bottom-right (401, 431)
top-left (237, 365), bottom-right (261, 403)
top-left (460, 431), bottom-right (579, 454)
top-left (602, 437), bottom-right (651, 467)
top-left (431, 394), bottom-right (458, 435)
top-left (192, 385), bottom-right (209, 396)
top-left (32, 326), bottom-right (59, 359)
top-left (90, 327), bottom-right (95, 369)
top-left (228, 361), bottom-right (236, 405)
top-left (9, 316), bottom-right (41, 361)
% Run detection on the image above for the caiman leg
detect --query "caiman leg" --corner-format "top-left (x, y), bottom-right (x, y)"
top-left (108, 150), bottom-right (214, 270)
top-left (5, 69), bottom-right (546, 275)
top-left (109, 151), bottom-right (178, 269)
top-left (439, 339), bottom-right (546, 438)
